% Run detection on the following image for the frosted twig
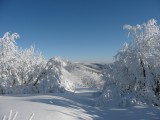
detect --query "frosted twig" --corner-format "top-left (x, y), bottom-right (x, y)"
top-left (2, 110), bottom-right (34, 120)
top-left (8, 110), bottom-right (12, 120)
top-left (12, 112), bottom-right (18, 120)
top-left (2, 115), bottom-right (6, 120)
top-left (28, 113), bottom-right (34, 120)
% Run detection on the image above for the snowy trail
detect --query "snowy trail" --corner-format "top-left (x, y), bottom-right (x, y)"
top-left (0, 88), bottom-right (160, 120)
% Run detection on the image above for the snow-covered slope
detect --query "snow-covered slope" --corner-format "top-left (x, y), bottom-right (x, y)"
top-left (43, 57), bottom-right (104, 92)
top-left (0, 87), bottom-right (160, 120)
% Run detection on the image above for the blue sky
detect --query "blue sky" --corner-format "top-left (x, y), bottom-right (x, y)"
top-left (0, 0), bottom-right (160, 62)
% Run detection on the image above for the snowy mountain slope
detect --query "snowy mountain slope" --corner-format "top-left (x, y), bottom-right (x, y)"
top-left (0, 87), bottom-right (160, 120)
top-left (83, 63), bottom-right (107, 71)
top-left (46, 57), bottom-right (104, 90)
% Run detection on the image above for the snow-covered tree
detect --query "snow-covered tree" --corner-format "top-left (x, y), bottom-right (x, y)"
top-left (0, 32), bottom-right (20, 93)
top-left (100, 19), bottom-right (160, 107)
top-left (0, 32), bottom-right (46, 94)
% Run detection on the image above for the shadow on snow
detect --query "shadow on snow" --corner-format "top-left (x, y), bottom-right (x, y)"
top-left (24, 88), bottom-right (160, 120)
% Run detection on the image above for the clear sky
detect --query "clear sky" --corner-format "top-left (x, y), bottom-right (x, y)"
top-left (0, 0), bottom-right (160, 62)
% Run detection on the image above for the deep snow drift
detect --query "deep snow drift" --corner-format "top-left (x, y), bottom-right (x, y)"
top-left (0, 87), bottom-right (160, 120)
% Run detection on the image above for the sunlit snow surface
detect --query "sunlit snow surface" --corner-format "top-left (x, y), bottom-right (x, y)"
top-left (0, 87), bottom-right (160, 120)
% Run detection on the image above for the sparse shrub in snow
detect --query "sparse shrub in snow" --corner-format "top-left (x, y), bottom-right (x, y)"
top-left (64, 61), bottom-right (103, 89)
top-left (80, 70), bottom-right (103, 88)
top-left (99, 19), bottom-right (160, 107)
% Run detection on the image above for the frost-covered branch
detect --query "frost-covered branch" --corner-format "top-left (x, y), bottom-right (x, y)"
top-left (2, 110), bottom-right (34, 120)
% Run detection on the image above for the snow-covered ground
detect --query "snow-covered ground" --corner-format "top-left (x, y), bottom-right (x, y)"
top-left (0, 87), bottom-right (160, 120)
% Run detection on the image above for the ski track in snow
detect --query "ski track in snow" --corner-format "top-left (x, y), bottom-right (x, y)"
top-left (0, 87), bottom-right (160, 120)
